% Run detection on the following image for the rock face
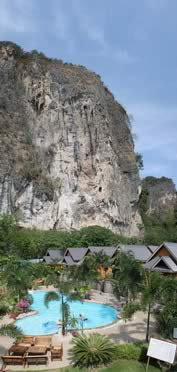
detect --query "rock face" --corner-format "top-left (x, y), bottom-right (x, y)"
top-left (142, 176), bottom-right (177, 217)
top-left (0, 42), bottom-right (141, 235)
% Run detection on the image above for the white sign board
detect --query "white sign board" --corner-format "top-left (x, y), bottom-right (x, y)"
top-left (147, 338), bottom-right (176, 364)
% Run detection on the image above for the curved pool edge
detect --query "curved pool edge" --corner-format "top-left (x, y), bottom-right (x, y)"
top-left (15, 316), bottom-right (120, 336)
top-left (15, 290), bottom-right (120, 336)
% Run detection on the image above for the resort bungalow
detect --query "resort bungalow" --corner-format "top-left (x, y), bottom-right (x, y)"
top-left (144, 242), bottom-right (177, 275)
top-left (42, 242), bottom-right (177, 275)
top-left (88, 246), bottom-right (117, 258)
top-left (43, 249), bottom-right (64, 265)
top-left (62, 247), bottom-right (88, 266)
top-left (119, 244), bottom-right (152, 263)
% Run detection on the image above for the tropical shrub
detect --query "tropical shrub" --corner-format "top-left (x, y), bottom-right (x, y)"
top-left (115, 343), bottom-right (147, 361)
top-left (16, 299), bottom-right (30, 312)
top-left (0, 302), bottom-right (9, 316)
top-left (0, 324), bottom-right (22, 339)
top-left (70, 333), bottom-right (116, 368)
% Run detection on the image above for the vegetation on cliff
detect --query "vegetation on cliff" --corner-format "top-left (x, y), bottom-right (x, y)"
top-left (0, 212), bottom-right (176, 260)
top-left (139, 177), bottom-right (177, 244)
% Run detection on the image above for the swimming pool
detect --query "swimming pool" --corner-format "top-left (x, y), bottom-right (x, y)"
top-left (16, 291), bottom-right (118, 335)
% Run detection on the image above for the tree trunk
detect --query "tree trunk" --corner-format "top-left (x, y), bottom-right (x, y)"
top-left (61, 295), bottom-right (65, 336)
top-left (146, 302), bottom-right (151, 342)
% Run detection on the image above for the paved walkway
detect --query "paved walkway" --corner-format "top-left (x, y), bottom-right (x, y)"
top-left (0, 290), bottom-right (156, 370)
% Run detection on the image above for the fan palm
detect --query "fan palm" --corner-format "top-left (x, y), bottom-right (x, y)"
top-left (70, 333), bottom-right (116, 368)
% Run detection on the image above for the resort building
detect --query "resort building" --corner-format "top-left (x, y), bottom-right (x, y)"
top-left (42, 242), bottom-right (177, 275)
top-left (144, 242), bottom-right (177, 274)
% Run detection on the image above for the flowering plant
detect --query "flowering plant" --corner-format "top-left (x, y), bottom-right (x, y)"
top-left (16, 299), bottom-right (30, 312)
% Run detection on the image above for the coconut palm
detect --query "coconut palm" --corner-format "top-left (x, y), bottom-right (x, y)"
top-left (122, 270), bottom-right (162, 342)
top-left (70, 333), bottom-right (116, 368)
top-left (44, 271), bottom-right (82, 335)
top-left (1, 257), bottom-right (31, 300)
top-left (112, 250), bottom-right (142, 302)
top-left (153, 276), bottom-right (177, 338)
top-left (67, 314), bottom-right (79, 331)
top-left (69, 254), bottom-right (98, 284)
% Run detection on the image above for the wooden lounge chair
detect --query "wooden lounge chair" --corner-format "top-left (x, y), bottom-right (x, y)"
top-left (25, 354), bottom-right (48, 367)
top-left (51, 344), bottom-right (63, 361)
top-left (1, 355), bottom-right (25, 367)
top-left (15, 336), bottom-right (35, 347)
top-left (34, 336), bottom-right (52, 350)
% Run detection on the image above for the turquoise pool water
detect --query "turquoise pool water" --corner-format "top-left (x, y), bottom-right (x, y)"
top-left (16, 291), bottom-right (117, 335)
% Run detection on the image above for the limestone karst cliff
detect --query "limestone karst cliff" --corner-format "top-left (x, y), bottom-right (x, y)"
top-left (0, 41), bottom-right (142, 235)
top-left (141, 176), bottom-right (177, 217)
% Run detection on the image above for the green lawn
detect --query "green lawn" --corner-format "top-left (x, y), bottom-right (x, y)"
top-left (102, 360), bottom-right (160, 371)
top-left (19, 360), bottom-right (177, 371)
top-left (23, 360), bottom-right (160, 372)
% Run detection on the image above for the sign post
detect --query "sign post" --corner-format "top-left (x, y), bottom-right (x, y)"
top-left (146, 356), bottom-right (150, 372)
top-left (146, 338), bottom-right (176, 371)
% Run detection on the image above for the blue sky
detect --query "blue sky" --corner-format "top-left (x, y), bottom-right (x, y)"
top-left (0, 0), bottom-right (177, 185)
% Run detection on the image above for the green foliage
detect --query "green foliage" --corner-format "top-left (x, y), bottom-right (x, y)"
top-left (143, 213), bottom-right (177, 244)
top-left (44, 291), bottom-right (60, 308)
top-left (102, 359), bottom-right (160, 372)
top-left (70, 333), bottom-right (116, 368)
top-left (0, 214), bottom-right (17, 254)
top-left (122, 302), bottom-right (141, 320)
top-left (135, 153), bottom-right (144, 170)
top-left (0, 210), bottom-right (176, 260)
top-left (0, 41), bottom-right (23, 57)
top-left (0, 302), bottom-right (9, 316)
top-left (0, 215), bottom-right (141, 259)
top-left (67, 314), bottom-right (79, 330)
top-left (139, 188), bottom-right (149, 217)
top-left (44, 272), bottom-right (82, 335)
top-left (1, 258), bottom-right (32, 299)
top-left (139, 179), bottom-right (177, 244)
top-left (114, 343), bottom-right (147, 361)
top-left (154, 276), bottom-right (177, 337)
top-left (112, 251), bottom-right (142, 300)
top-left (0, 323), bottom-right (23, 339)
top-left (78, 226), bottom-right (115, 246)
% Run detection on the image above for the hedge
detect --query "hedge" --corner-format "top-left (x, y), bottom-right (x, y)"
top-left (115, 343), bottom-right (147, 361)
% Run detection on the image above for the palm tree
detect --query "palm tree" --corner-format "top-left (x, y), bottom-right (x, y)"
top-left (67, 314), bottom-right (79, 331)
top-left (141, 271), bottom-right (162, 342)
top-left (69, 254), bottom-right (98, 284)
top-left (112, 250), bottom-right (142, 302)
top-left (0, 324), bottom-right (22, 339)
top-left (1, 257), bottom-right (31, 300)
top-left (153, 276), bottom-right (177, 338)
top-left (70, 333), bottom-right (116, 368)
top-left (122, 270), bottom-right (162, 342)
top-left (44, 271), bottom-right (82, 336)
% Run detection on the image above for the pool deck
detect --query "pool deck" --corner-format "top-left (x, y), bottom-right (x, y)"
top-left (0, 288), bottom-right (156, 370)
